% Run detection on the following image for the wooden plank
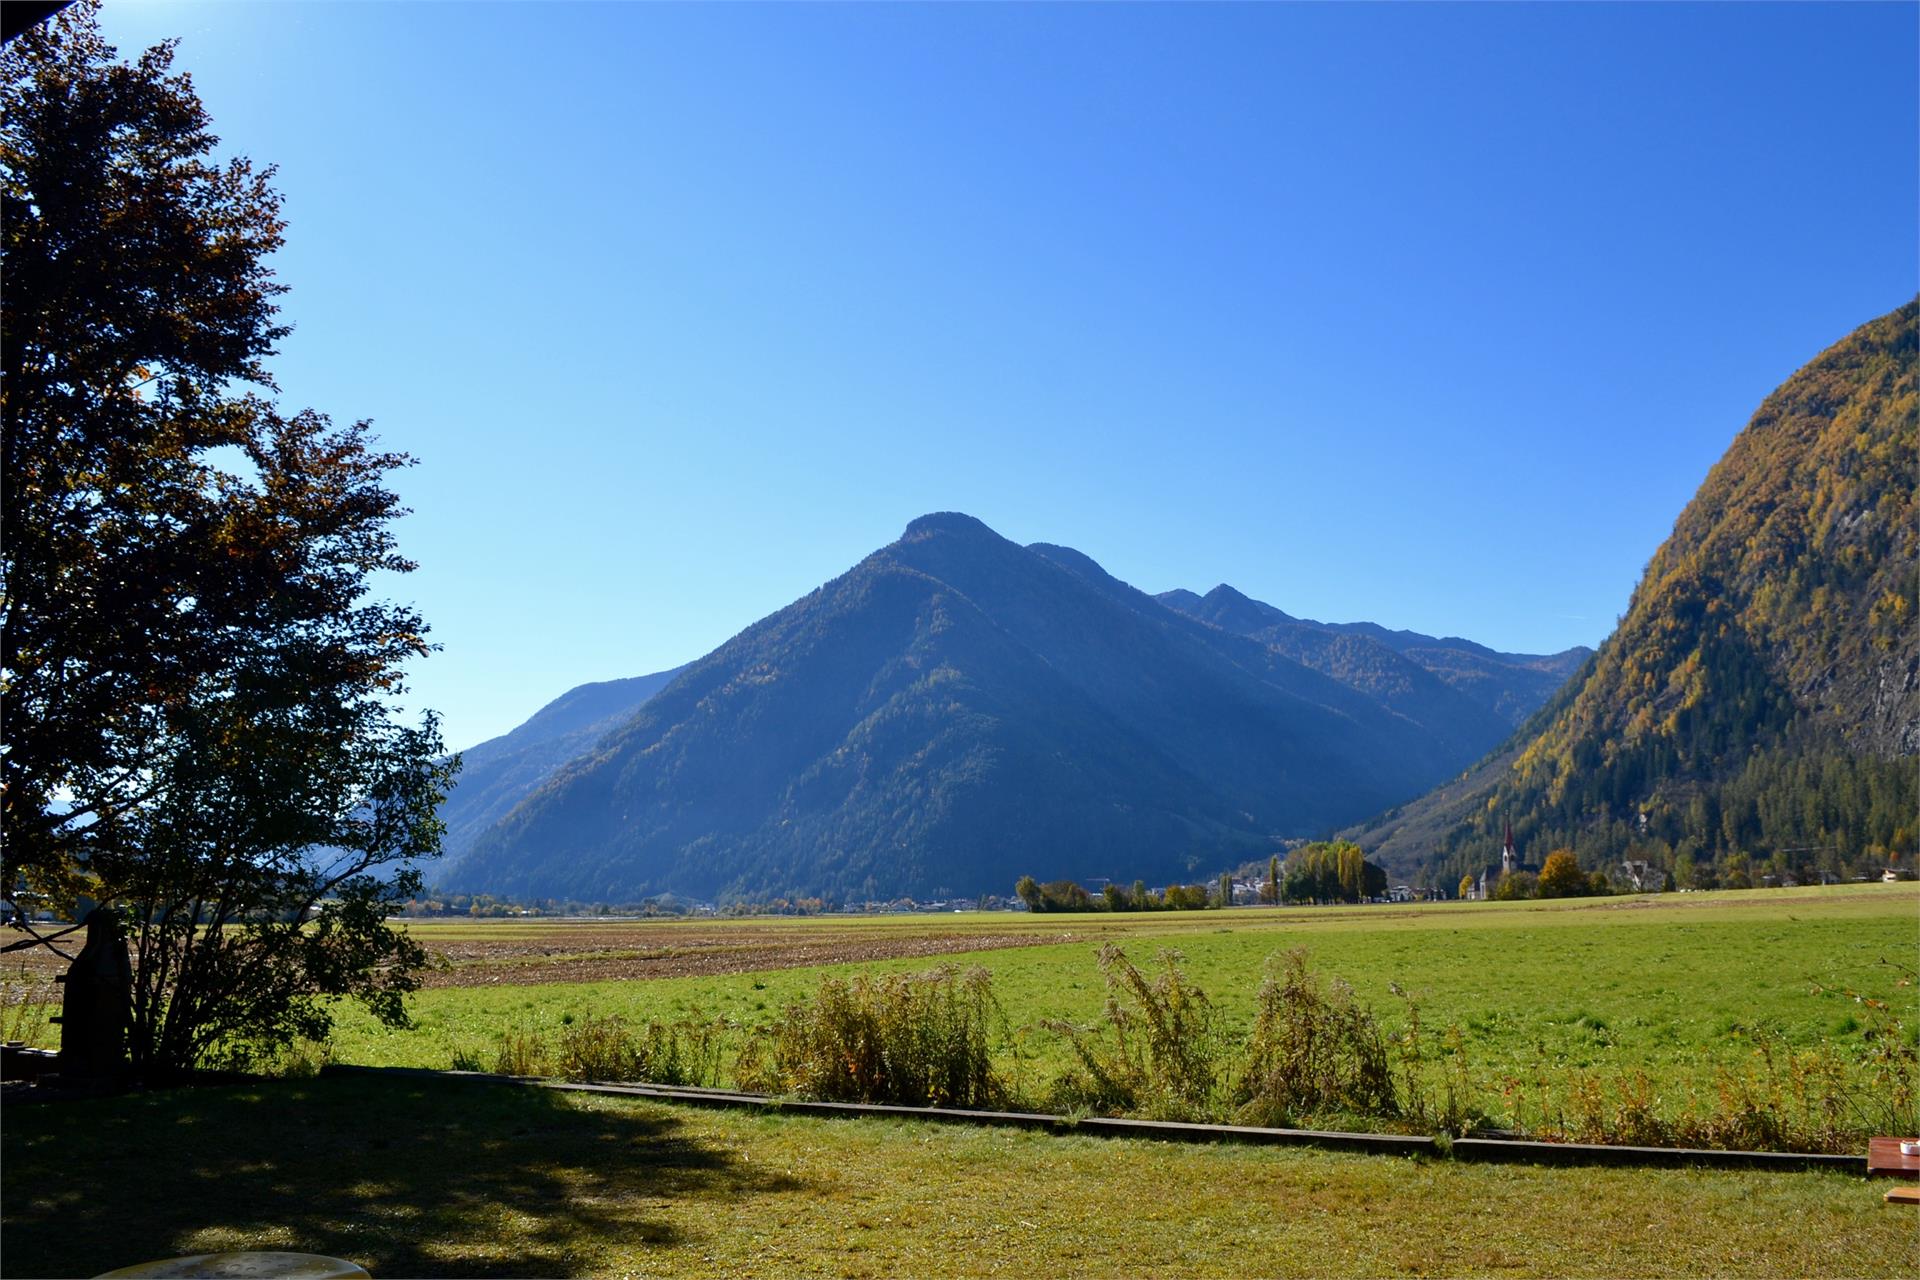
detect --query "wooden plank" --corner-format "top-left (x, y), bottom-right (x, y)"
top-left (1866, 1137), bottom-right (1920, 1178)
top-left (316, 1065), bottom-right (1863, 1171)
top-left (1451, 1136), bottom-right (1858, 1173)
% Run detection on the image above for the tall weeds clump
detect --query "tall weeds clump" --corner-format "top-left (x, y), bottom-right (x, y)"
top-left (1043, 946), bottom-right (1225, 1121)
top-left (547, 1014), bottom-right (729, 1087)
top-left (268, 1035), bottom-right (333, 1079)
top-left (1520, 1015), bottom-right (1912, 1156)
top-left (735, 966), bottom-right (1005, 1108)
top-left (1, 965), bottom-right (56, 1046)
top-left (493, 1027), bottom-right (551, 1078)
top-left (1231, 948), bottom-right (1399, 1128)
top-left (1389, 984), bottom-right (1483, 1136)
top-left (1818, 964), bottom-right (1919, 1141)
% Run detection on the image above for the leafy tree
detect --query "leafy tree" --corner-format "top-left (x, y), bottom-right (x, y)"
top-left (1267, 854), bottom-right (1280, 905)
top-left (1041, 879), bottom-right (1094, 911)
top-left (1536, 850), bottom-right (1587, 898)
top-left (1, 3), bottom-right (453, 1073)
top-left (1458, 874), bottom-right (1475, 900)
top-left (1162, 883), bottom-right (1210, 910)
top-left (1217, 872), bottom-right (1233, 907)
top-left (1491, 871), bottom-right (1537, 901)
top-left (1014, 876), bottom-right (1043, 912)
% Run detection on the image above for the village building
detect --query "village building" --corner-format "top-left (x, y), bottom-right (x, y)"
top-left (1472, 819), bottom-right (1523, 899)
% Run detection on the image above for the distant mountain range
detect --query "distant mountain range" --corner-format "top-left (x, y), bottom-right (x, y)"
top-left (434, 518), bottom-right (1585, 902)
top-left (1156, 585), bottom-right (1588, 755)
top-left (1347, 299), bottom-right (1918, 884)
top-left (437, 667), bottom-right (687, 867)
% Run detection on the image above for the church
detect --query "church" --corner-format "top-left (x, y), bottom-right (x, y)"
top-left (1473, 819), bottom-right (1523, 900)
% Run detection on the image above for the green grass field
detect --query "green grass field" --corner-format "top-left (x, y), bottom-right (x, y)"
top-left (4, 1073), bottom-right (1913, 1279)
top-left (7, 887), bottom-right (1917, 1278)
top-left (332, 885), bottom-right (1919, 1129)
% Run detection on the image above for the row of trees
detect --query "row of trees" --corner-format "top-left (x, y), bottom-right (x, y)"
top-left (1275, 841), bottom-right (1388, 904)
top-left (1014, 876), bottom-right (1221, 913)
top-left (1015, 842), bottom-right (1393, 913)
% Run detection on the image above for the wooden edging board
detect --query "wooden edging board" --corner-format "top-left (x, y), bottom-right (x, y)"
top-left (319, 1064), bottom-right (1859, 1172)
top-left (1449, 1136), bottom-right (1857, 1171)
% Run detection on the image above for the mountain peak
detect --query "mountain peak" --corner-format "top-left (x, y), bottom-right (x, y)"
top-left (1156, 588), bottom-right (1205, 612)
top-left (1202, 583), bottom-right (1294, 625)
top-left (1203, 583), bottom-right (1256, 606)
top-left (901, 511), bottom-right (998, 542)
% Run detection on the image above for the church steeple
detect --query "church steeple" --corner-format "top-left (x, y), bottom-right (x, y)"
top-left (1501, 818), bottom-right (1516, 875)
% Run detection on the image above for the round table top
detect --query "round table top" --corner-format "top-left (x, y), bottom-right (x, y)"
top-left (95, 1252), bottom-right (371, 1279)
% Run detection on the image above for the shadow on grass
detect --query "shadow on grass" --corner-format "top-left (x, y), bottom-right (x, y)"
top-left (1, 1073), bottom-right (799, 1278)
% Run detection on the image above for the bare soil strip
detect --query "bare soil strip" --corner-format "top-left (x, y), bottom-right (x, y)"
top-left (413, 924), bottom-right (1080, 987)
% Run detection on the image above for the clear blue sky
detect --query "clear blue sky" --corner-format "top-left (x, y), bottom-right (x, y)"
top-left (99, 1), bottom-right (1919, 751)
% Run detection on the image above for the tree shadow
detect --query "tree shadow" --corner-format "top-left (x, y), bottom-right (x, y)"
top-left (1, 1072), bottom-right (802, 1277)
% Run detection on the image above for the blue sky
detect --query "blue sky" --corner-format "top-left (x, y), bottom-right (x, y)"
top-left (99, 1), bottom-right (1919, 750)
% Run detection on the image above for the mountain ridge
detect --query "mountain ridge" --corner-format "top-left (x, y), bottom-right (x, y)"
top-left (1346, 298), bottom-right (1919, 885)
top-left (439, 515), bottom-right (1581, 902)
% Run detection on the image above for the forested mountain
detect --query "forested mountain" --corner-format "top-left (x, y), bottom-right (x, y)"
top-left (1349, 300), bottom-right (1919, 888)
top-left (440, 514), bottom-right (1570, 903)
top-left (436, 667), bottom-right (686, 872)
top-left (1155, 583), bottom-right (1590, 751)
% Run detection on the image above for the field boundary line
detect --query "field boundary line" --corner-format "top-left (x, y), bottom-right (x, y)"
top-left (319, 1064), bottom-right (1863, 1171)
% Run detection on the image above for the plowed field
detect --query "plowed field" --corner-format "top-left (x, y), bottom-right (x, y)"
top-left (409, 920), bottom-right (1084, 987)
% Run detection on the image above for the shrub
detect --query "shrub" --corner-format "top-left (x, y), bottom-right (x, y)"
top-left (1045, 946), bottom-right (1225, 1121)
top-left (739, 966), bottom-right (1005, 1108)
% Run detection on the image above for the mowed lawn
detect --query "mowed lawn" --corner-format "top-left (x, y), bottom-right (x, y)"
top-left (333, 885), bottom-right (1920, 1107)
top-left (3, 1073), bottom-right (1914, 1279)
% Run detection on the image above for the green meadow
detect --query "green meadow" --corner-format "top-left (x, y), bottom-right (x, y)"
top-left (6, 1073), bottom-right (1913, 1279)
top-left (333, 884), bottom-right (1919, 1124)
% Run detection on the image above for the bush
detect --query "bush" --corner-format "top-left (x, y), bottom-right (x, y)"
top-left (737, 966), bottom-right (1005, 1108)
top-left (1044, 946), bottom-right (1225, 1121)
